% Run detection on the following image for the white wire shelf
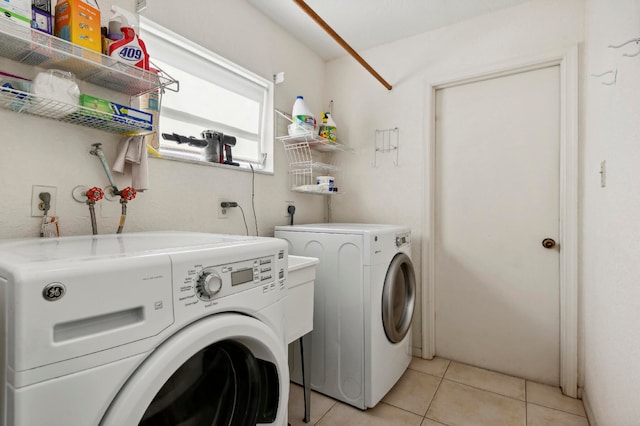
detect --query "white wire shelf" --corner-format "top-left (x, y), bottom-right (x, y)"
top-left (290, 185), bottom-right (340, 195)
top-left (277, 110), bottom-right (348, 195)
top-left (0, 88), bottom-right (153, 133)
top-left (282, 141), bottom-right (340, 195)
top-left (0, 19), bottom-right (177, 96)
top-left (277, 132), bottom-right (351, 153)
top-left (282, 142), bottom-right (339, 171)
top-left (288, 170), bottom-right (340, 195)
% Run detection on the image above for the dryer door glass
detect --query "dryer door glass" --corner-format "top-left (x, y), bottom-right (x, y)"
top-left (382, 253), bottom-right (416, 343)
top-left (139, 340), bottom-right (279, 425)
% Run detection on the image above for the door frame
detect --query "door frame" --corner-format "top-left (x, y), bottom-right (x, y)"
top-left (421, 46), bottom-right (579, 397)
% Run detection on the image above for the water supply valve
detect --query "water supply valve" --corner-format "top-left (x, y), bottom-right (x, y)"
top-left (87, 187), bottom-right (104, 202)
top-left (120, 187), bottom-right (136, 201)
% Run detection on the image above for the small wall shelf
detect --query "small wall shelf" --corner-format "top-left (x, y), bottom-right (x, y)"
top-left (277, 131), bottom-right (350, 195)
top-left (277, 132), bottom-right (351, 153)
top-left (0, 19), bottom-right (178, 135)
top-left (0, 19), bottom-right (177, 97)
top-left (373, 127), bottom-right (399, 167)
top-left (0, 88), bottom-right (153, 134)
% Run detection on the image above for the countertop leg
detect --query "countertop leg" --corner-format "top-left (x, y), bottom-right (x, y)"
top-left (300, 333), bottom-right (312, 423)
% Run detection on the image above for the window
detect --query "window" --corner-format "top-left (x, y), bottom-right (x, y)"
top-left (140, 17), bottom-right (274, 172)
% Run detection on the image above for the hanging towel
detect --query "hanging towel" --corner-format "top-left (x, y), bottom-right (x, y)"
top-left (112, 135), bottom-right (149, 191)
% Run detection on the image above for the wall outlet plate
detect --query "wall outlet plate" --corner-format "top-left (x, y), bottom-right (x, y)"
top-left (31, 185), bottom-right (57, 217)
top-left (135, 0), bottom-right (147, 13)
top-left (218, 199), bottom-right (230, 219)
top-left (284, 200), bottom-right (295, 217)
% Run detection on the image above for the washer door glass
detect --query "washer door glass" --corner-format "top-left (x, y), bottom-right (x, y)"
top-left (382, 252), bottom-right (416, 343)
top-left (139, 340), bottom-right (279, 425)
top-left (100, 313), bottom-right (287, 426)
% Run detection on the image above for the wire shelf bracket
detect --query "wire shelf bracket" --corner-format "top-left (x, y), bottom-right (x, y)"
top-left (609, 37), bottom-right (640, 57)
top-left (591, 69), bottom-right (617, 86)
top-left (372, 127), bottom-right (399, 167)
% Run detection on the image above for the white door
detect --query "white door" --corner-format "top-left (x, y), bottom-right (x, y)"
top-left (434, 66), bottom-right (560, 385)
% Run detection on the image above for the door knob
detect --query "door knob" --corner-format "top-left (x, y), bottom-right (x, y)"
top-left (542, 238), bottom-right (556, 249)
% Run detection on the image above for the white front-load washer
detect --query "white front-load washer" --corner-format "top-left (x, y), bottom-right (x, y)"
top-left (0, 231), bottom-right (289, 426)
top-left (274, 224), bottom-right (416, 409)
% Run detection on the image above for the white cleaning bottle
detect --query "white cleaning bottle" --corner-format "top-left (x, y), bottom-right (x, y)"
top-left (290, 96), bottom-right (316, 135)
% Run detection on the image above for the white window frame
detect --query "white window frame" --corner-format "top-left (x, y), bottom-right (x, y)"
top-left (140, 17), bottom-right (274, 173)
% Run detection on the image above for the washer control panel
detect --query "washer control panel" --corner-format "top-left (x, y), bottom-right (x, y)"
top-left (395, 232), bottom-right (411, 248)
top-left (194, 255), bottom-right (274, 301)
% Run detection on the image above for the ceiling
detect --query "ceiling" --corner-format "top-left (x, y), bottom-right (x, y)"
top-left (247, 0), bottom-right (531, 60)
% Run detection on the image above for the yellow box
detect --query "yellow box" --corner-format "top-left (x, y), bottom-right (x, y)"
top-left (54, 0), bottom-right (101, 53)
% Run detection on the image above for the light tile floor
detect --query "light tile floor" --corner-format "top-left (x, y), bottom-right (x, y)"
top-left (288, 357), bottom-right (589, 426)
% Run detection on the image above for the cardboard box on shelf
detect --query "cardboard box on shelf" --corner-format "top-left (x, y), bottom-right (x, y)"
top-left (54, 0), bottom-right (101, 53)
top-left (0, 0), bottom-right (31, 28)
top-left (31, 8), bottom-right (52, 34)
top-left (31, 0), bottom-right (51, 14)
top-left (78, 94), bottom-right (153, 130)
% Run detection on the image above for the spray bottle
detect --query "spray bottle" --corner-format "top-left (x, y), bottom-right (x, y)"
top-left (318, 111), bottom-right (337, 142)
top-left (107, 6), bottom-right (149, 70)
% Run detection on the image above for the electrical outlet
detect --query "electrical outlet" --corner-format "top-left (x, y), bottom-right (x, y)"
top-left (284, 200), bottom-right (295, 217)
top-left (31, 185), bottom-right (57, 217)
top-left (218, 199), bottom-right (230, 219)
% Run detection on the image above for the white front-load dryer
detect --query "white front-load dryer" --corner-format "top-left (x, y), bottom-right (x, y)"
top-left (274, 224), bottom-right (416, 410)
top-left (0, 232), bottom-right (289, 426)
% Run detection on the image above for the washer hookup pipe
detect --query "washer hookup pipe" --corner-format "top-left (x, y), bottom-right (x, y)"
top-left (89, 143), bottom-right (119, 195)
top-left (116, 187), bottom-right (137, 234)
top-left (85, 187), bottom-right (104, 235)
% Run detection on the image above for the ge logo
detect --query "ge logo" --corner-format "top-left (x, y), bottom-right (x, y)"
top-left (43, 283), bottom-right (66, 301)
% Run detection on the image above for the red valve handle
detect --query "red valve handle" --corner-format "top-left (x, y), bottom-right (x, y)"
top-left (120, 187), bottom-right (136, 201)
top-left (87, 187), bottom-right (104, 202)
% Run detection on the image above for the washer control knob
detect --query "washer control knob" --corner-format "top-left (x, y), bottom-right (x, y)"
top-left (196, 270), bottom-right (223, 300)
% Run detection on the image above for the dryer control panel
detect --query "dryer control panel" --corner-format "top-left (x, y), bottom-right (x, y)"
top-left (395, 232), bottom-right (411, 248)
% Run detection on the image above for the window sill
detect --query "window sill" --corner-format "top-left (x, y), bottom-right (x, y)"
top-left (150, 153), bottom-right (273, 175)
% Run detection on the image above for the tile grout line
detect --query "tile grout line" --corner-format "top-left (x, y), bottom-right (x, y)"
top-left (441, 377), bottom-right (526, 403)
top-left (312, 399), bottom-right (338, 426)
top-left (378, 401), bottom-right (442, 423)
top-left (525, 380), bottom-right (588, 418)
top-left (420, 361), bottom-right (452, 422)
top-left (526, 401), bottom-right (589, 419)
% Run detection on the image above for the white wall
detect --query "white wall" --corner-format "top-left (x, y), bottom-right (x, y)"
top-left (0, 0), bottom-right (327, 240)
top-left (581, 0), bottom-right (640, 423)
top-left (325, 0), bottom-right (585, 356)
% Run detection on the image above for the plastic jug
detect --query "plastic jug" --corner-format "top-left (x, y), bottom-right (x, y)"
top-left (290, 96), bottom-right (316, 136)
